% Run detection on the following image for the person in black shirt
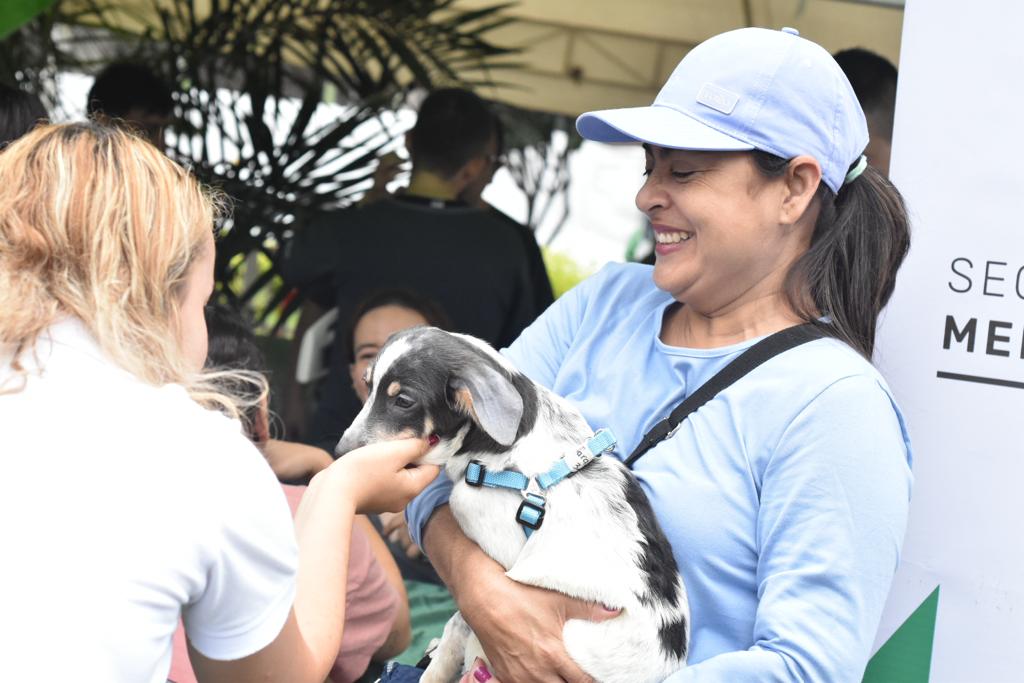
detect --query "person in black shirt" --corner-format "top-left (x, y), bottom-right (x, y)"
top-left (282, 89), bottom-right (544, 448)
top-left (458, 111), bottom-right (555, 315)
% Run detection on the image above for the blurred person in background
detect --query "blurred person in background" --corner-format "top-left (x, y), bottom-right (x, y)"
top-left (834, 48), bottom-right (898, 177)
top-left (458, 112), bottom-right (554, 317)
top-left (0, 82), bottom-right (47, 148)
top-left (87, 62), bottom-right (174, 150)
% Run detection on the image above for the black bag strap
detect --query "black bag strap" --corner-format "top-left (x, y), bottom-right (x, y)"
top-left (624, 323), bottom-right (826, 468)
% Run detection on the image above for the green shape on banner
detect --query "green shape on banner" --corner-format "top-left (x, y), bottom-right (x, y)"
top-left (0, 0), bottom-right (56, 40)
top-left (862, 586), bottom-right (940, 683)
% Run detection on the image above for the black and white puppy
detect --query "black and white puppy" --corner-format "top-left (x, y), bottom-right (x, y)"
top-left (336, 327), bottom-right (689, 683)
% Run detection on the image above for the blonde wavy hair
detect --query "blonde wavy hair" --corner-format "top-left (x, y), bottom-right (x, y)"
top-left (0, 122), bottom-right (263, 415)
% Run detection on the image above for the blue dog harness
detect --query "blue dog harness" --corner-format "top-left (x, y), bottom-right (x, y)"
top-left (464, 429), bottom-right (616, 537)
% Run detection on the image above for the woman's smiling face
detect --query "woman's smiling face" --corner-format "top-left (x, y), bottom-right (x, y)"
top-left (636, 146), bottom-right (806, 318)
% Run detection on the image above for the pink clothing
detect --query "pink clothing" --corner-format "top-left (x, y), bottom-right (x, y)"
top-left (169, 484), bottom-right (399, 683)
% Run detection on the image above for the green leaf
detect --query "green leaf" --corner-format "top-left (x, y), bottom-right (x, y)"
top-left (862, 587), bottom-right (940, 683)
top-left (0, 0), bottom-right (56, 40)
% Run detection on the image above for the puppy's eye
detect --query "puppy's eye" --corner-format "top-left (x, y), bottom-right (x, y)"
top-left (394, 394), bottom-right (415, 409)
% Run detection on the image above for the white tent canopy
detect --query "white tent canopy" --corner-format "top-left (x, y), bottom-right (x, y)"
top-left (59, 0), bottom-right (903, 118)
top-left (470, 0), bottom-right (903, 115)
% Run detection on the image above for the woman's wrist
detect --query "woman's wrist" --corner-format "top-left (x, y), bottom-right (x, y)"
top-left (308, 463), bottom-right (360, 517)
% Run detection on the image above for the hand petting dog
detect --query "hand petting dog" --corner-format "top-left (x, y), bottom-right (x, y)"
top-left (329, 438), bottom-right (439, 515)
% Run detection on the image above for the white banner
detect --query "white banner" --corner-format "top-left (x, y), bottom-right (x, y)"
top-left (872, 0), bottom-right (1024, 681)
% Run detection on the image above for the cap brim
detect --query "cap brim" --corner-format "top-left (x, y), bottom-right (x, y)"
top-left (576, 104), bottom-right (754, 151)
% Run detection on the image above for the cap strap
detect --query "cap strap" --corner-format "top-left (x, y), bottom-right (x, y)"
top-left (844, 155), bottom-right (868, 185)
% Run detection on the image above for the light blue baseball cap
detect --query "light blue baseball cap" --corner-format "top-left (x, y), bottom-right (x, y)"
top-left (576, 27), bottom-right (868, 193)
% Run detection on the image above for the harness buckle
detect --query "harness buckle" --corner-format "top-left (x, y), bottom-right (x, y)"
top-left (465, 460), bottom-right (486, 487)
top-left (516, 493), bottom-right (546, 532)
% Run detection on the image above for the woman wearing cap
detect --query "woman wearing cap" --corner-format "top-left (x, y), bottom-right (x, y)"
top-left (407, 27), bottom-right (912, 682)
top-left (0, 122), bottom-right (440, 682)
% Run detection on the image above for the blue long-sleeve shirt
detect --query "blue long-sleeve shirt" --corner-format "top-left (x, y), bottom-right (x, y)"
top-left (408, 263), bottom-right (912, 682)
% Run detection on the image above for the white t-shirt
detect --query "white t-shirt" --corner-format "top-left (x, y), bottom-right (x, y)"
top-left (0, 319), bottom-right (298, 682)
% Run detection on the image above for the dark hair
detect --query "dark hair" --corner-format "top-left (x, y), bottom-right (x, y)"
top-left (204, 302), bottom-right (267, 438)
top-left (833, 48), bottom-right (898, 140)
top-left (752, 151), bottom-right (910, 358)
top-left (409, 88), bottom-right (495, 178)
top-left (493, 110), bottom-right (505, 156)
top-left (347, 288), bottom-right (451, 363)
top-left (86, 62), bottom-right (174, 119)
top-left (0, 83), bottom-right (47, 149)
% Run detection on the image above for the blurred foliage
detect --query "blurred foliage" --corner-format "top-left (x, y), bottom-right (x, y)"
top-left (0, 0), bottom-right (57, 41)
top-left (494, 101), bottom-right (581, 240)
top-left (541, 247), bottom-right (592, 299)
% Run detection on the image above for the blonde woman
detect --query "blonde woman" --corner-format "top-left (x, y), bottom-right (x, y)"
top-left (0, 123), bottom-right (439, 683)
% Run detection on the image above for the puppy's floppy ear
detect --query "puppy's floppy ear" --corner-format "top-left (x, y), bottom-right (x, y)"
top-left (448, 363), bottom-right (523, 446)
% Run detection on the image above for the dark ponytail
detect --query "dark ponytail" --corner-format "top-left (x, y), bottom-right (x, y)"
top-left (753, 151), bottom-right (911, 358)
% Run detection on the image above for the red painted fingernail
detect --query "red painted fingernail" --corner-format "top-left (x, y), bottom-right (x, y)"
top-left (473, 663), bottom-right (492, 682)
top-left (428, 434), bottom-right (440, 446)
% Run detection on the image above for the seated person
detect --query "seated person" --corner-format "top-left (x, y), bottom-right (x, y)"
top-left (343, 290), bottom-right (461, 666)
top-left (168, 303), bottom-right (411, 683)
top-left (205, 303), bottom-right (333, 483)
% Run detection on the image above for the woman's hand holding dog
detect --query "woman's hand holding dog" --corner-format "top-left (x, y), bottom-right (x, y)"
top-left (425, 507), bottom-right (620, 683)
top-left (461, 567), bottom-right (619, 683)
top-left (327, 438), bottom-right (439, 514)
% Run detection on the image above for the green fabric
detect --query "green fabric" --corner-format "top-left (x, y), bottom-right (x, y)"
top-left (862, 586), bottom-right (940, 683)
top-left (0, 0), bottom-right (55, 40)
top-left (394, 579), bottom-right (459, 666)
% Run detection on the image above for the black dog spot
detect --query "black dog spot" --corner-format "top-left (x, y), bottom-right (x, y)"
top-left (659, 616), bottom-right (688, 660)
top-left (622, 475), bottom-right (682, 611)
